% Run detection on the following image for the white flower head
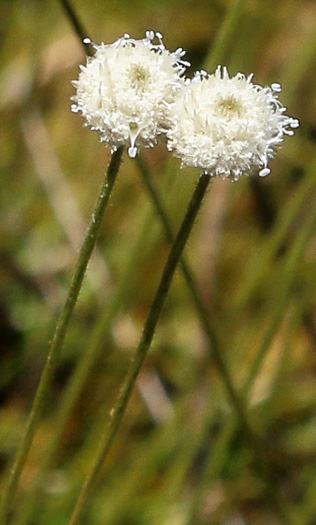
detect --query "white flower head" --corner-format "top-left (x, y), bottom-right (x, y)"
top-left (71, 31), bottom-right (189, 158)
top-left (167, 66), bottom-right (299, 181)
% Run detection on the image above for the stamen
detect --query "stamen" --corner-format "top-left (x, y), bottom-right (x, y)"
top-left (259, 168), bottom-right (271, 177)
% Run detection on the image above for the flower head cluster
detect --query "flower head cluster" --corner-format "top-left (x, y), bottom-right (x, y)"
top-left (72, 32), bottom-right (299, 179)
top-left (71, 31), bottom-right (189, 158)
top-left (166, 67), bottom-right (299, 181)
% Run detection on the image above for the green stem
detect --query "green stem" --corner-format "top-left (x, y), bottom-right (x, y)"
top-left (244, 195), bottom-right (316, 396)
top-left (137, 158), bottom-right (293, 525)
top-left (137, 156), bottom-right (245, 426)
top-left (138, 157), bottom-right (218, 347)
top-left (68, 172), bottom-right (211, 525)
top-left (187, 178), bottom-right (316, 525)
top-left (13, 204), bottom-right (158, 525)
top-left (203, 0), bottom-right (245, 70)
top-left (59, 0), bottom-right (94, 56)
top-left (0, 147), bottom-right (123, 525)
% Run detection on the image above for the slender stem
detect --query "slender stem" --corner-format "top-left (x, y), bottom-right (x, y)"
top-left (187, 183), bottom-right (316, 525)
top-left (12, 205), bottom-right (159, 525)
top-left (137, 157), bottom-right (245, 422)
top-left (68, 172), bottom-right (211, 525)
top-left (232, 169), bottom-right (316, 311)
top-left (137, 158), bottom-right (294, 525)
top-left (203, 0), bottom-right (245, 70)
top-left (186, 419), bottom-right (236, 525)
top-left (0, 147), bottom-right (123, 525)
top-left (244, 196), bottom-right (316, 396)
top-left (59, 0), bottom-right (94, 56)
top-left (137, 157), bottom-right (220, 359)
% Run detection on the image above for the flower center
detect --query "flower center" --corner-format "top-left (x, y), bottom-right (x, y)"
top-left (129, 64), bottom-right (150, 91)
top-left (217, 95), bottom-right (243, 118)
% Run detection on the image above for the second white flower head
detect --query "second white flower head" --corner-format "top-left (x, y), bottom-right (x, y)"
top-left (72, 31), bottom-right (189, 158)
top-left (167, 67), bottom-right (299, 181)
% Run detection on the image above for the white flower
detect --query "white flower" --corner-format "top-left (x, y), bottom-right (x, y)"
top-left (166, 66), bottom-right (299, 181)
top-left (71, 31), bottom-right (189, 158)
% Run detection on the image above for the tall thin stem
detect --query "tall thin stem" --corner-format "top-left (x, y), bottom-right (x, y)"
top-left (137, 157), bottom-right (246, 424)
top-left (137, 156), bottom-right (219, 356)
top-left (12, 205), bottom-right (159, 525)
top-left (137, 158), bottom-right (294, 525)
top-left (0, 147), bottom-right (123, 525)
top-left (203, 0), bottom-right (245, 70)
top-left (244, 196), bottom-right (316, 396)
top-left (59, 0), bottom-right (94, 56)
top-left (68, 172), bottom-right (211, 525)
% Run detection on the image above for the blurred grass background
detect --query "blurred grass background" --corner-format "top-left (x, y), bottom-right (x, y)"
top-left (1, 0), bottom-right (316, 523)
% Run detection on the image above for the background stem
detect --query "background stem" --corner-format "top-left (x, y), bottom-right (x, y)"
top-left (0, 147), bottom-right (123, 525)
top-left (203, 0), bottom-right (245, 70)
top-left (68, 172), bottom-right (211, 525)
top-left (59, 0), bottom-right (94, 55)
top-left (138, 158), bottom-right (295, 525)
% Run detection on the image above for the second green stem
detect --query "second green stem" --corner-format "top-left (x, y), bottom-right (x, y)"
top-left (68, 171), bottom-right (211, 525)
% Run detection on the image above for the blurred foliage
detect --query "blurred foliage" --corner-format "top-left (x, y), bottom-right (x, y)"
top-left (1, 0), bottom-right (316, 524)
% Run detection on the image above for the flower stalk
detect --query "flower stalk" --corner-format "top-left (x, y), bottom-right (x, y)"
top-left (137, 156), bottom-right (296, 525)
top-left (0, 146), bottom-right (123, 525)
top-left (68, 171), bottom-right (211, 525)
top-left (60, 0), bottom-right (94, 56)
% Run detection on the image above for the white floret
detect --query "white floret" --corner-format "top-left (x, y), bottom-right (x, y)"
top-left (71, 32), bottom-right (189, 157)
top-left (167, 66), bottom-right (299, 181)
